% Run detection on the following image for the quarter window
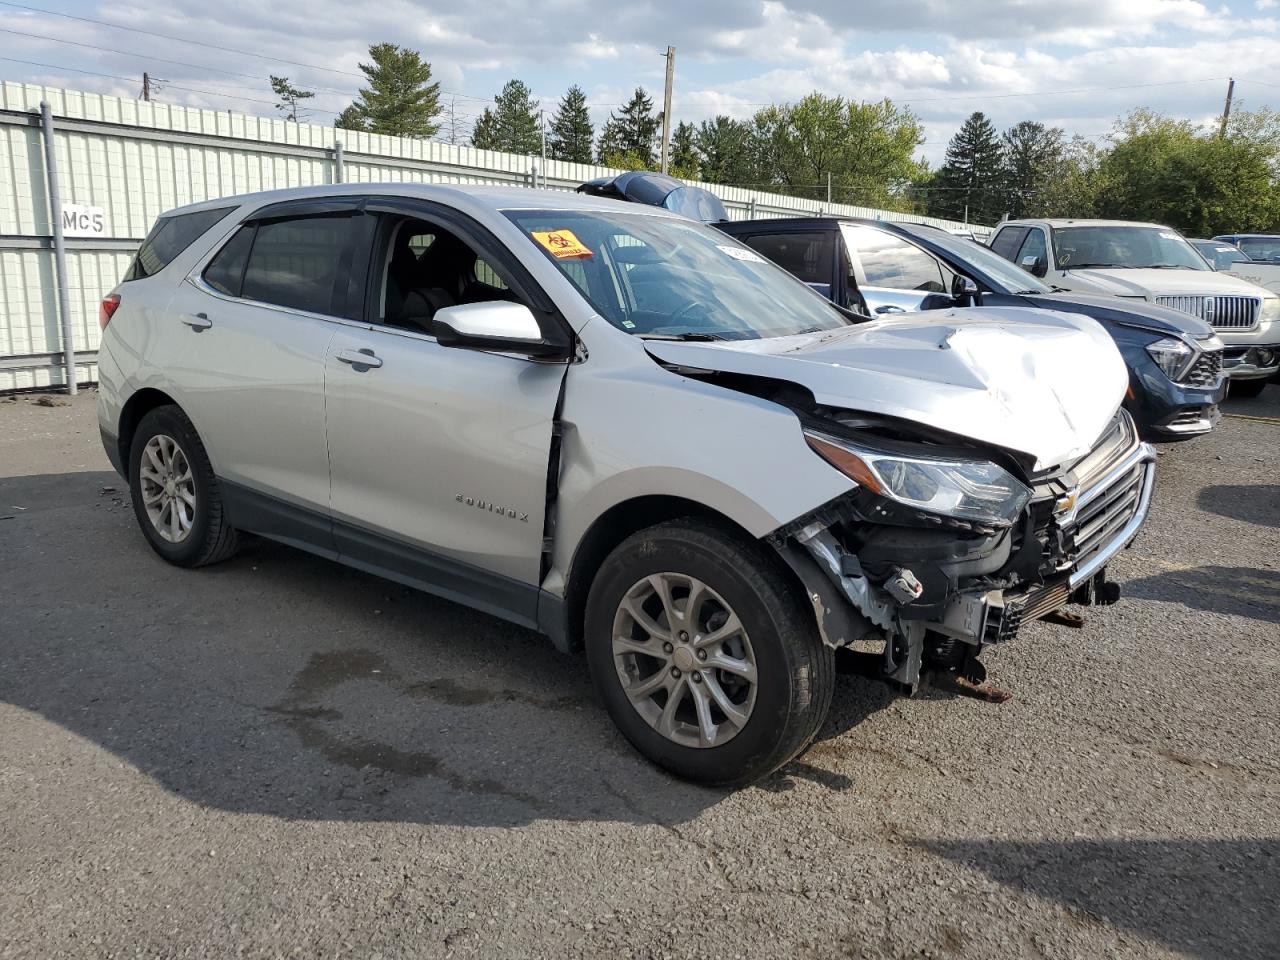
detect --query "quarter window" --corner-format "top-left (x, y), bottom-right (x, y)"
top-left (241, 215), bottom-right (350, 315)
top-left (126, 206), bottom-right (235, 280)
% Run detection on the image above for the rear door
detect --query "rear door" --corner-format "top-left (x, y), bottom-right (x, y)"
top-left (323, 199), bottom-right (570, 624)
top-left (166, 199), bottom-right (361, 539)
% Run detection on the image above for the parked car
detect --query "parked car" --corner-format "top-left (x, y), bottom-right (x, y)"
top-left (1200, 235), bottom-right (1280, 297)
top-left (97, 185), bottom-right (1154, 786)
top-left (719, 217), bottom-right (1226, 439)
top-left (1213, 233), bottom-right (1280, 262)
top-left (988, 219), bottom-right (1279, 397)
top-left (577, 170), bottom-right (729, 224)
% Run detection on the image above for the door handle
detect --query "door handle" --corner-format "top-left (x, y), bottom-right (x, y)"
top-left (181, 312), bottom-right (212, 330)
top-left (335, 347), bottom-right (383, 369)
top-left (875, 305), bottom-right (906, 314)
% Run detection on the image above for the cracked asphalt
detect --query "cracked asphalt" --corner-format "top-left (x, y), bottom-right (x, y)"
top-left (1, 388), bottom-right (1277, 959)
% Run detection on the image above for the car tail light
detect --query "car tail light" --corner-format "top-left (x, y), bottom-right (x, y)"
top-left (99, 294), bottom-right (121, 330)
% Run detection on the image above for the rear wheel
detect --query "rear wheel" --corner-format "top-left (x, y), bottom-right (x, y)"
top-left (128, 405), bottom-right (238, 567)
top-left (585, 519), bottom-right (833, 787)
top-left (1229, 378), bottom-right (1269, 398)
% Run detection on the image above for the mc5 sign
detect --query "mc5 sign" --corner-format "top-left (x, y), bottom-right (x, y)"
top-left (61, 203), bottom-right (106, 238)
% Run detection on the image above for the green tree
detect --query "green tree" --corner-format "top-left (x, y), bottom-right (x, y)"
top-left (269, 76), bottom-right (314, 122)
top-left (598, 88), bottom-right (659, 166)
top-left (669, 121), bottom-right (699, 179)
top-left (470, 79), bottom-right (542, 154)
top-left (748, 94), bottom-right (925, 210)
top-left (928, 111), bottom-right (1004, 223)
top-left (1035, 135), bottom-right (1106, 219)
top-left (336, 43), bottom-right (441, 139)
top-left (547, 85), bottom-right (594, 163)
top-left (1094, 109), bottom-right (1280, 234)
top-left (999, 120), bottom-right (1065, 219)
top-left (695, 116), bottom-right (756, 185)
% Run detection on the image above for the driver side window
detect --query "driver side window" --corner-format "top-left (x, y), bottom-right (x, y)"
top-left (1016, 228), bottom-right (1047, 268)
top-left (842, 225), bottom-right (946, 292)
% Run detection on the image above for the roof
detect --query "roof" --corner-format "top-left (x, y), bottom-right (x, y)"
top-left (161, 183), bottom-right (678, 220)
top-left (1000, 218), bottom-right (1174, 229)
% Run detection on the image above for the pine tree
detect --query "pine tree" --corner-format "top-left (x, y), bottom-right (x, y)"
top-left (669, 121), bottom-right (699, 178)
top-left (269, 76), bottom-right (314, 122)
top-left (598, 88), bottom-right (659, 166)
top-left (336, 43), bottom-right (441, 139)
top-left (1000, 121), bottom-right (1065, 219)
top-left (929, 112), bottom-right (1004, 223)
top-left (547, 85), bottom-right (594, 163)
top-left (470, 79), bottom-right (542, 154)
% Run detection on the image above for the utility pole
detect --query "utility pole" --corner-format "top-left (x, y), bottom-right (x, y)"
top-left (142, 72), bottom-right (151, 102)
top-left (448, 97), bottom-right (457, 145)
top-left (1219, 77), bottom-right (1235, 138)
top-left (659, 45), bottom-right (675, 174)
top-left (540, 109), bottom-right (547, 188)
top-left (826, 171), bottom-right (832, 205)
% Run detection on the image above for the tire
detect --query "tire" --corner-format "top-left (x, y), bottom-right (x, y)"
top-left (584, 519), bottom-right (834, 787)
top-left (128, 405), bottom-right (239, 567)
top-left (1229, 378), bottom-right (1269, 399)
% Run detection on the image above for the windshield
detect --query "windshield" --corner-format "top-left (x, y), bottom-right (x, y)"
top-left (507, 210), bottom-right (851, 340)
top-left (1052, 225), bottom-right (1207, 270)
top-left (898, 226), bottom-right (1053, 294)
top-left (1193, 241), bottom-right (1249, 270)
top-left (1235, 237), bottom-right (1280, 262)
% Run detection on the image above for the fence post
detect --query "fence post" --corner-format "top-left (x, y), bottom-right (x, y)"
top-left (748, 197), bottom-right (757, 220)
top-left (334, 140), bottom-right (345, 184)
top-left (40, 101), bottom-right (75, 396)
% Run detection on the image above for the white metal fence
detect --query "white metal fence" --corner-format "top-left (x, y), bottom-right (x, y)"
top-left (0, 81), bottom-right (987, 390)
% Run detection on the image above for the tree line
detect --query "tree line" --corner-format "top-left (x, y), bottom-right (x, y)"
top-left (270, 43), bottom-right (1280, 235)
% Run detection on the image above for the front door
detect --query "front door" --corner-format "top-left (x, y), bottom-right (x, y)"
top-left (323, 204), bottom-right (569, 625)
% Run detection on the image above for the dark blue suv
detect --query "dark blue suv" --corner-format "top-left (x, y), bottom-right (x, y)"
top-left (720, 217), bottom-right (1227, 440)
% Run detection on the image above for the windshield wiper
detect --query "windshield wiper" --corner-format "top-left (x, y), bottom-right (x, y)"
top-left (1140, 264), bottom-right (1195, 269)
top-left (1064, 262), bottom-right (1126, 269)
top-left (637, 331), bottom-right (727, 342)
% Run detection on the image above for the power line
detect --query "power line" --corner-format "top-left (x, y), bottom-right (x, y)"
top-left (0, 0), bottom-right (493, 102)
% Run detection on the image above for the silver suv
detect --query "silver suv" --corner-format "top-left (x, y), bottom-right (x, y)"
top-left (97, 185), bottom-right (1155, 785)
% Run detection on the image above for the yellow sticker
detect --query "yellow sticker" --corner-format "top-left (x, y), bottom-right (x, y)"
top-left (532, 229), bottom-right (594, 260)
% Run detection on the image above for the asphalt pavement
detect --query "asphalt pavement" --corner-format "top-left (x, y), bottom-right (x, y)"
top-left (1, 387), bottom-right (1277, 959)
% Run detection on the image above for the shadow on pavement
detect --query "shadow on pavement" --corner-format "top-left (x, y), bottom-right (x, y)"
top-left (921, 837), bottom-right (1278, 960)
top-left (1197, 484), bottom-right (1280, 528)
top-left (0, 469), bottom-right (888, 829)
top-left (1126, 565), bottom-right (1280, 624)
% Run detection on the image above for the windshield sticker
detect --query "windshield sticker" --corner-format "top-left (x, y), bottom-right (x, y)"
top-left (532, 229), bottom-right (593, 260)
top-left (717, 244), bottom-right (765, 263)
top-left (1159, 231), bottom-right (1180, 240)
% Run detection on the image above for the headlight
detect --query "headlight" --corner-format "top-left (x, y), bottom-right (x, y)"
top-left (1260, 297), bottom-right (1280, 325)
top-left (804, 430), bottom-right (1032, 527)
top-left (1145, 337), bottom-right (1192, 380)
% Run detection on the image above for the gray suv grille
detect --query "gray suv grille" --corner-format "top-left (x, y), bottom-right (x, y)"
top-left (1180, 348), bottom-right (1223, 387)
top-left (1155, 294), bottom-right (1259, 329)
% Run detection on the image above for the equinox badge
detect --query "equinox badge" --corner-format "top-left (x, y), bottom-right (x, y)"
top-left (456, 493), bottom-right (529, 522)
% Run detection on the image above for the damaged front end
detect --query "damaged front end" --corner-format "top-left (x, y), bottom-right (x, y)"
top-left (770, 408), bottom-right (1156, 692)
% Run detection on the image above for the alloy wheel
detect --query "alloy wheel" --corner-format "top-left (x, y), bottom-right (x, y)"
top-left (138, 434), bottom-right (196, 543)
top-left (611, 572), bottom-right (758, 749)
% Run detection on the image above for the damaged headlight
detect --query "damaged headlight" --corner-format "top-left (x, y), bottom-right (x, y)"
top-left (804, 430), bottom-right (1032, 527)
top-left (1145, 337), bottom-right (1192, 380)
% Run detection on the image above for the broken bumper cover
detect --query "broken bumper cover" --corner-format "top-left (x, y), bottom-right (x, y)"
top-left (777, 438), bottom-right (1157, 657)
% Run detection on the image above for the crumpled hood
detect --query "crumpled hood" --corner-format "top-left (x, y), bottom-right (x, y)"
top-left (1060, 267), bottom-right (1271, 299)
top-left (645, 307), bottom-right (1127, 471)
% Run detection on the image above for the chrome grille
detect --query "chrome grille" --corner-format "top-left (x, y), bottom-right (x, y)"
top-left (1180, 348), bottom-right (1223, 387)
top-left (1069, 462), bottom-right (1146, 571)
top-left (1155, 295), bottom-right (1259, 330)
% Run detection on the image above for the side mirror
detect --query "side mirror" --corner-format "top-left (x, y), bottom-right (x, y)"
top-left (434, 301), bottom-right (565, 358)
top-left (1020, 254), bottom-right (1047, 278)
top-left (951, 274), bottom-right (980, 306)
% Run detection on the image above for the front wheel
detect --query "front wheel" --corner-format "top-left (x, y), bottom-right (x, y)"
top-left (128, 405), bottom-right (239, 567)
top-left (585, 519), bottom-right (834, 787)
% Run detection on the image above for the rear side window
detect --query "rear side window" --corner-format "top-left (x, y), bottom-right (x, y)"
top-left (241, 215), bottom-right (350, 315)
top-left (739, 232), bottom-right (833, 284)
top-left (126, 206), bottom-right (235, 280)
top-left (202, 226), bottom-right (255, 296)
top-left (989, 226), bottom-right (1028, 261)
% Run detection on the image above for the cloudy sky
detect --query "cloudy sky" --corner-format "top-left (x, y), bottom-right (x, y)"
top-left (2, 0), bottom-right (1278, 169)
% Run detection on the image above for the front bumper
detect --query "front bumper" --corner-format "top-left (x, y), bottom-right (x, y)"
top-left (1119, 341), bottom-right (1226, 438)
top-left (1223, 343), bottom-right (1280, 380)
